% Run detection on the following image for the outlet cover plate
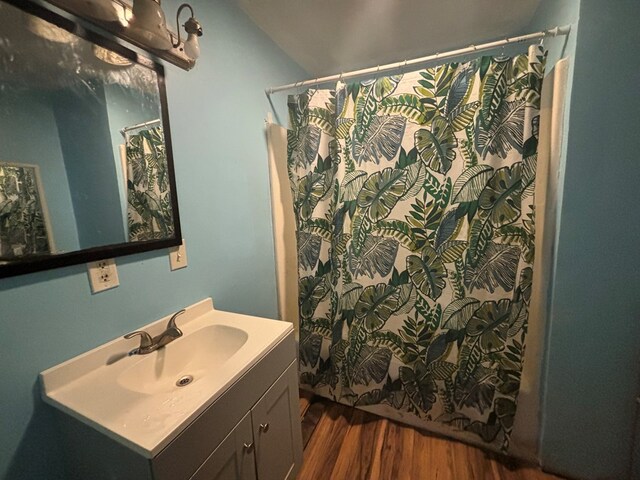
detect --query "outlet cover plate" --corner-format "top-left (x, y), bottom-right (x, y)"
top-left (87, 259), bottom-right (120, 293)
top-left (169, 239), bottom-right (188, 271)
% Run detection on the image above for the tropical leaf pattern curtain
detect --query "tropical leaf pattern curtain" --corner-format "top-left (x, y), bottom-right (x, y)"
top-left (126, 126), bottom-right (174, 241)
top-left (0, 164), bottom-right (50, 258)
top-left (287, 46), bottom-right (546, 450)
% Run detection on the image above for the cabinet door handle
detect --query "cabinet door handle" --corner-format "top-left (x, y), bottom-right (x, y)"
top-left (259, 422), bottom-right (270, 433)
top-left (243, 442), bottom-right (254, 451)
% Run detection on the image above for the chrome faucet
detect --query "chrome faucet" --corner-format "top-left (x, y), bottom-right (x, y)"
top-left (125, 309), bottom-right (186, 355)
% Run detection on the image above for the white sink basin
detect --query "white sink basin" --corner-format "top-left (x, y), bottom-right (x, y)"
top-left (117, 324), bottom-right (248, 395)
top-left (40, 299), bottom-right (292, 458)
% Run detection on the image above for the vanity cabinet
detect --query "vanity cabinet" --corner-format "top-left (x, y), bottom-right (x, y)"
top-left (192, 412), bottom-right (256, 480)
top-left (191, 362), bottom-right (302, 480)
top-left (54, 330), bottom-right (303, 480)
top-left (250, 362), bottom-right (302, 480)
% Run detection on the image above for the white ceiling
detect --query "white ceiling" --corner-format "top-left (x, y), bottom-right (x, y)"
top-left (237, 0), bottom-right (542, 76)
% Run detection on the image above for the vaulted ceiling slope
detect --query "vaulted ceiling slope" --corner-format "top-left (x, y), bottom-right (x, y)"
top-left (237, 0), bottom-right (542, 76)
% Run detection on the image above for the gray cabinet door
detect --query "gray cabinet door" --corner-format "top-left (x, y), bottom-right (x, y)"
top-left (251, 361), bottom-right (303, 480)
top-left (190, 412), bottom-right (257, 480)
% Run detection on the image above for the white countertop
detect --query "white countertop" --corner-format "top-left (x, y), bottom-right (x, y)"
top-left (40, 299), bottom-right (293, 458)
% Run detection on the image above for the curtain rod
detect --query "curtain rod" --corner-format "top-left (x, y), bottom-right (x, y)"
top-left (120, 119), bottom-right (161, 137)
top-left (266, 25), bottom-right (571, 95)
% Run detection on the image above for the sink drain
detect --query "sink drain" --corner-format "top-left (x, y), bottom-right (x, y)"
top-left (176, 375), bottom-right (193, 387)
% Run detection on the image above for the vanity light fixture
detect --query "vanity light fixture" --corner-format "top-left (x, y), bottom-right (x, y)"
top-left (43, 0), bottom-right (201, 69)
top-left (127, 0), bottom-right (203, 60)
top-left (172, 3), bottom-right (203, 60)
top-left (128, 0), bottom-right (172, 50)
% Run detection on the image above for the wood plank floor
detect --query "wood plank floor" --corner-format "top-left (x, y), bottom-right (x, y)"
top-left (297, 391), bottom-right (567, 480)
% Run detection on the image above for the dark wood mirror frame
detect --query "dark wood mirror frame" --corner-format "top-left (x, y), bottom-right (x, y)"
top-left (0, 0), bottom-right (182, 278)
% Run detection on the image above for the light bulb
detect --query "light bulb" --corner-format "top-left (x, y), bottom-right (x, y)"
top-left (183, 33), bottom-right (200, 59)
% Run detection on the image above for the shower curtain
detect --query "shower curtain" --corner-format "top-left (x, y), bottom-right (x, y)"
top-left (287, 45), bottom-right (546, 450)
top-left (267, 120), bottom-right (300, 337)
top-left (125, 126), bottom-right (174, 242)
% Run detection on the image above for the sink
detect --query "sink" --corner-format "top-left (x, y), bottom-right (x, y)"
top-left (39, 299), bottom-right (293, 457)
top-left (117, 325), bottom-right (248, 395)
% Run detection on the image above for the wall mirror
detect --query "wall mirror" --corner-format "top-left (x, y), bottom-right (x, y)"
top-left (0, 0), bottom-right (181, 278)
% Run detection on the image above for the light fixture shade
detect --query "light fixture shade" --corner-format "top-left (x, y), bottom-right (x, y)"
top-left (128, 0), bottom-right (172, 50)
top-left (183, 33), bottom-right (200, 59)
top-left (62, 0), bottom-right (119, 22)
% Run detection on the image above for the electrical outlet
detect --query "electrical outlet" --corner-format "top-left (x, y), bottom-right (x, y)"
top-left (169, 239), bottom-right (188, 270)
top-left (87, 259), bottom-right (119, 293)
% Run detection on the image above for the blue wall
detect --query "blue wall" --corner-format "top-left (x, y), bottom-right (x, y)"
top-left (523, 1), bottom-right (640, 477)
top-left (52, 83), bottom-right (127, 249)
top-left (0, 92), bottom-right (80, 253)
top-left (0, 0), bottom-right (305, 477)
top-left (537, 1), bottom-right (640, 478)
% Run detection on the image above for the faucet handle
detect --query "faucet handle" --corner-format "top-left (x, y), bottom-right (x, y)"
top-left (166, 309), bottom-right (186, 331)
top-left (124, 330), bottom-right (153, 348)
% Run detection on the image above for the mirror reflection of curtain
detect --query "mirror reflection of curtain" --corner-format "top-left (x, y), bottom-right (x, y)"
top-left (125, 126), bottom-right (174, 241)
top-left (288, 46), bottom-right (547, 452)
top-left (0, 163), bottom-right (51, 258)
